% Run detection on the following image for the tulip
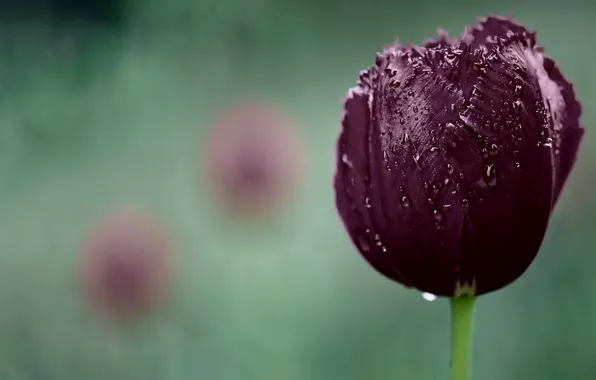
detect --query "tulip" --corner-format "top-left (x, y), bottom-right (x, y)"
top-left (334, 16), bottom-right (583, 379)
top-left (77, 208), bottom-right (173, 321)
top-left (202, 100), bottom-right (304, 216)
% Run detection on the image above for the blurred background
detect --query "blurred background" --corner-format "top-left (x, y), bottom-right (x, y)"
top-left (0, 0), bottom-right (594, 379)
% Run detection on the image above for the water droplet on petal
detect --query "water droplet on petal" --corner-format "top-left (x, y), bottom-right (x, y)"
top-left (515, 162), bottom-right (521, 169)
top-left (483, 164), bottom-right (497, 187)
top-left (432, 209), bottom-right (444, 222)
top-left (489, 143), bottom-right (499, 156)
top-left (341, 154), bottom-right (353, 168)
top-left (413, 106), bottom-right (419, 113)
top-left (446, 163), bottom-right (454, 174)
top-left (364, 197), bottom-right (372, 208)
top-left (512, 99), bottom-right (522, 115)
top-left (431, 184), bottom-right (439, 195)
top-left (429, 146), bottom-right (439, 155)
top-left (422, 292), bottom-right (437, 302)
top-left (400, 196), bottom-right (410, 208)
top-left (543, 137), bottom-right (553, 147)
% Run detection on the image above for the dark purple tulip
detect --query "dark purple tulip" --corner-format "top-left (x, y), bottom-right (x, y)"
top-left (334, 16), bottom-right (584, 297)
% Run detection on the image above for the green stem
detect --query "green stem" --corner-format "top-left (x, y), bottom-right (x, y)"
top-left (449, 296), bottom-right (477, 380)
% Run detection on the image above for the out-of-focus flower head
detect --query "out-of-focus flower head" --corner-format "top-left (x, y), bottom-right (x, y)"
top-left (202, 100), bottom-right (304, 217)
top-left (78, 208), bottom-right (173, 320)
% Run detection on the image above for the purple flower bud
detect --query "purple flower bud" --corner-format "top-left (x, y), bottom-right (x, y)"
top-left (78, 208), bottom-right (173, 320)
top-left (334, 16), bottom-right (584, 297)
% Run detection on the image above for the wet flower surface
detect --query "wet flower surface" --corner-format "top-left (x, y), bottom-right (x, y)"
top-left (78, 208), bottom-right (173, 320)
top-left (334, 16), bottom-right (584, 297)
top-left (203, 100), bottom-right (304, 216)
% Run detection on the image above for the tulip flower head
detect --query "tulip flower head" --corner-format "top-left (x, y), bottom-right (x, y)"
top-left (334, 16), bottom-right (583, 298)
top-left (78, 208), bottom-right (173, 320)
top-left (203, 100), bottom-right (304, 216)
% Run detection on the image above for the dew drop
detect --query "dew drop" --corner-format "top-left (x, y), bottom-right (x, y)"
top-left (514, 85), bottom-right (522, 96)
top-left (341, 153), bottom-right (353, 168)
top-left (431, 184), bottom-right (439, 195)
top-left (489, 143), bottom-right (499, 156)
top-left (484, 164), bottom-right (497, 187)
top-left (400, 118), bottom-right (405, 125)
top-left (374, 233), bottom-right (381, 244)
top-left (364, 197), bottom-right (372, 208)
top-left (543, 137), bottom-right (553, 147)
top-left (400, 196), bottom-right (410, 208)
top-left (480, 147), bottom-right (489, 158)
top-left (413, 154), bottom-right (420, 164)
top-left (444, 178), bottom-right (450, 186)
top-left (432, 209), bottom-right (444, 222)
top-left (422, 293), bottom-right (437, 302)
top-left (462, 198), bottom-right (469, 207)
top-left (512, 99), bottom-right (522, 115)
top-left (515, 162), bottom-right (521, 168)
top-left (447, 163), bottom-right (454, 174)
top-left (413, 106), bottom-right (419, 113)
top-left (429, 146), bottom-right (439, 154)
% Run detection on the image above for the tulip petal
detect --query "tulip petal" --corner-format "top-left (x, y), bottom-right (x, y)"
top-left (462, 15), bottom-right (584, 204)
top-left (541, 57), bottom-right (584, 204)
top-left (462, 15), bottom-right (536, 48)
top-left (335, 87), bottom-right (413, 286)
top-left (451, 38), bottom-right (555, 295)
top-left (338, 50), bottom-right (471, 296)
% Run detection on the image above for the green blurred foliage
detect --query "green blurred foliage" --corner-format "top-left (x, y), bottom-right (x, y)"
top-left (0, 0), bottom-right (594, 379)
